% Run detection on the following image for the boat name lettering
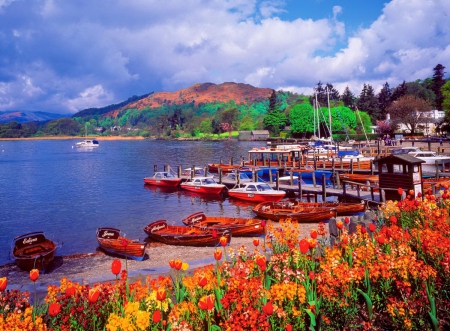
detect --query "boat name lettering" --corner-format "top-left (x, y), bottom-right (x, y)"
top-left (261, 206), bottom-right (270, 211)
top-left (151, 224), bottom-right (167, 232)
top-left (23, 237), bottom-right (38, 245)
top-left (102, 231), bottom-right (116, 238)
top-left (248, 194), bottom-right (254, 198)
top-left (191, 216), bottom-right (203, 223)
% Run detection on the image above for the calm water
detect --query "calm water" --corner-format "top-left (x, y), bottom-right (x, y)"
top-left (0, 139), bottom-right (266, 266)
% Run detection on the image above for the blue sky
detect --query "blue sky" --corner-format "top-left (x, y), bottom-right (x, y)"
top-left (0, 0), bottom-right (448, 114)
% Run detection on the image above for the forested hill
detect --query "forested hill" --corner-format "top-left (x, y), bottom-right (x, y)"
top-left (83, 82), bottom-right (274, 119)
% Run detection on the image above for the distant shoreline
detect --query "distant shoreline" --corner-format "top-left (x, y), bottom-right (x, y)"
top-left (0, 136), bottom-right (146, 141)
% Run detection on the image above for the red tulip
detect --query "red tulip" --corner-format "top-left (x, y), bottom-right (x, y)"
top-left (88, 287), bottom-right (100, 303)
top-left (66, 286), bottom-right (75, 297)
top-left (397, 187), bottom-right (403, 196)
top-left (152, 310), bottom-right (161, 323)
top-left (173, 259), bottom-right (183, 271)
top-left (48, 302), bottom-right (61, 317)
top-left (219, 236), bottom-right (228, 247)
top-left (299, 239), bottom-right (309, 254)
top-left (156, 288), bottom-right (166, 301)
top-left (309, 271), bottom-right (315, 281)
top-left (361, 225), bottom-right (367, 234)
top-left (344, 217), bottom-right (350, 224)
top-left (262, 301), bottom-right (274, 315)
top-left (308, 239), bottom-right (316, 249)
top-left (198, 294), bottom-right (215, 310)
top-left (30, 269), bottom-right (39, 282)
top-left (310, 229), bottom-right (318, 239)
top-left (369, 223), bottom-right (376, 232)
top-left (397, 201), bottom-right (403, 208)
top-left (0, 277), bottom-right (7, 291)
top-left (214, 249), bottom-right (222, 261)
top-left (111, 259), bottom-right (121, 276)
top-left (377, 235), bottom-right (385, 245)
top-left (336, 221), bottom-right (344, 230)
top-left (253, 238), bottom-right (260, 246)
top-left (389, 215), bottom-right (398, 224)
top-left (197, 275), bottom-right (208, 287)
top-left (417, 192), bottom-right (422, 198)
top-left (169, 259), bottom-right (176, 269)
top-left (408, 189), bottom-right (414, 196)
top-left (286, 324), bottom-right (293, 331)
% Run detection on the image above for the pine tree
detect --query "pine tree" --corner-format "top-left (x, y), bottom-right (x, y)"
top-left (431, 64), bottom-right (446, 110)
top-left (357, 84), bottom-right (380, 121)
top-left (391, 81), bottom-right (407, 102)
top-left (377, 82), bottom-right (392, 118)
top-left (268, 90), bottom-right (277, 112)
top-left (341, 86), bottom-right (355, 109)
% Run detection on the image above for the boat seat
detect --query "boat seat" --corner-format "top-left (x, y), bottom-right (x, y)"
top-left (23, 245), bottom-right (46, 256)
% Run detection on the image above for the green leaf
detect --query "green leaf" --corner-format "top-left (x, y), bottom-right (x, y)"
top-left (357, 289), bottom-right (373, 321)
top-left (305, 309), bottom-right (317, 327)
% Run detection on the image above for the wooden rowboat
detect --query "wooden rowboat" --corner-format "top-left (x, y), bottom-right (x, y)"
top-left (182, 212), bottom-right (265, 237)
top-left (423, 178), bottom-right (450, 191)
top-left (252, 200), bottom-right (365, 221)
top-left (144, 220), bottom-right (231, 247)
top-left (208, 163), bottom-right (238, 173)
top-left (339, 173), bottom-right (379, 184)
top-left (11, 231), bottom-right (58, 272)
top-left (96, 227), bottom-right (147, 261)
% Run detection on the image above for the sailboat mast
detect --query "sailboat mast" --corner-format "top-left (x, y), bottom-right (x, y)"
top-left (327, 86), bottom-right (332, 141)
top-left (315, 93), bottom-right (320, 140)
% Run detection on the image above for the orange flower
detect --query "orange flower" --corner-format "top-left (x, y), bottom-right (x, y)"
top-left (255, 254), bottom-right (266, 271)
top-left (88, 287), bottom-right (100, 303)
top-left (308, 239), bottom-right (317, 249)
top-left (214, 249), bottom-right (222, 261)
top-left (111, 259), bottom-right (121, 276)
top-left (0, 277), bottom-right (7, 291)
top-left (336, 221), bottom-right (344, 230)
top-left (156, 288), bottom-right (166, 301)
top-left (49, 302), bottom-right (61, 317)
top-left (219, 236), bottom-right (228, 247)
top-left (263, 301), bottom-right (274, 315)
top-left (198, 294), bottom-right (215, 310)
top-left (398, 187), bottom-right (403, 196)
top-left (253, 238), bottom-right (260, 246)
top-left (310, 229), bottom-right (318, 239)
top-left (29, 269), bottom-right (39, 282)
top-left (173, 259), bottom-right (182, 271)
top-left (169, 259), bottom-right (176, 268)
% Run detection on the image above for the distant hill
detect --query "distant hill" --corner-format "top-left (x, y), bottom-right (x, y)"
top-left (100, 82), bottom-right (274, 118)
top-left (0, 111), bottom-right (66, 123)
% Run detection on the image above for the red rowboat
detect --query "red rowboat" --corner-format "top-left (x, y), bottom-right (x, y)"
top-left (180, 176), bottom-right (225, 195)
top-left (96, 227), bottom-right (147, 261)
top-left (182, 212), bottom-right (265, 237)
top-left (144, 220), bottom-right (231, 247)
top-left (227, 182), bottom-right (286, 202)
top-left (143, 171), bottom-right (182, 187)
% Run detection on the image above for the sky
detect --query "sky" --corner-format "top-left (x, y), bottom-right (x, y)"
top-left (0, 0), bottom-right (449, 115)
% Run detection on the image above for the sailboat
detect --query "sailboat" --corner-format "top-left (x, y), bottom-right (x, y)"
top-left (76, 124), bottom-right (99, 148)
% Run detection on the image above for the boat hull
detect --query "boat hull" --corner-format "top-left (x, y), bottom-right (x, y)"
top-left (180, 183), bottom-right (224, 194)
top-left (182, 212), bottom-right (265, 237)
top-left (96, 227), bottom-right (146, 261)
top-left (11, 231), bottom-right (57, 272)
top-left (143, 178), bottom-right (182, 187)
top-left (144, 220), bottom-right (231, 247)
top-left (228, 191), bottom-right (285, 203)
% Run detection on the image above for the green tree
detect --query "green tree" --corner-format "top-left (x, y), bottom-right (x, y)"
top-left (239, 115), bottom-right (255, 131)
top-left (377, 82), bottom-right (392, 118)
top-left (263, 111), bottom-right (287, 137)
top-left (391, 81), bottom-right (407, 102)
top-left (199, 118), bottom-right (213, 135)
top-left (289, 103), bottom-right (315, 134)
top-left (442, 80), bottom-right (450, 112)
top-left (341, 86), bottom-right (355, 109)
top-left (387, 95), bottom-right (432, 134)
top-left (355, 110), bottom-right (373, 134)
top-left (221, 108), bottom-right (239, 138)
top-left (268, 90), bottom-right (277, 112)
top-left (357, 84), bottom-right (380, 121)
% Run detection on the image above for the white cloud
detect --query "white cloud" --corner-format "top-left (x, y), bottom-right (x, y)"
top-left (67, 85), bottom-right (114, 113)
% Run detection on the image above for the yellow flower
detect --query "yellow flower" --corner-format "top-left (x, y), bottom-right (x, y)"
top-left (182, 262), bottom-right (189, 271)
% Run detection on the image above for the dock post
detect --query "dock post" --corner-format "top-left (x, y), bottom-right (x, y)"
top-left (332, 158), bottom-right (335, 176)
top-left (436, 160), bottom-right (440, 179)
top-left (357, 158), bottom-right (360, 170)
top-left (269, 163), bottom-right (273, 184)
top-left (343, 181), bottom-right (347, 201)
top-left (314, 193), bottom-right (318, 203)
top-left (275, 170), bottom-right (279, 190)
top-left (204, 165), bottom-right (208, 177)
top-left (290, 171), bottom-right (294, 186)
top-left (336, 172), bottom-right (340, 189)
top-left (177, 165), bottom-right (182, 178)
top-left (154, 165), bottom-right (158, 173)
top-left (298, 173), bottom-right (303, 201)
top-left (314, 154), bottom-right (317, 169)
top-left (191, 165), bottom-right (195, 180)
top-left (163, 165), bottom-right (167, 172)
top-left (219, 168), bottom-right (223, 184)
top-left (357, 184), bottom-right (360, 198)
top-left (312, 170), bottom-right (316, 187)
top-left (381, 189), bottom-right (386, 203)
top-left (340, 157), bottom-right (343, 170)
top-left (428, 141), bottom-right (431, 151)
top-left (432, 183), bottom-right (436, 195)
top-left (220, 158), bottom-right (223, 165)
top-left (350, 159), bottom-right (354, 174)
top-left (230, 157), bottom-right (233, 165)
top-left (322, 173), bottom-right (327, 201)
top-left (236, 169), bottom-right (240, 185)
top-left (252, 168), bottom-right (256, 182)
top-left (369, 180), bottom-right (374, 201)
top-left (370, 160), bottom-right (374, 175)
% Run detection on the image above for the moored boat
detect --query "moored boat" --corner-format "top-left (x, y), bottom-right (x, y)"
top-left (208, 163), bottom-right (238, 173)
top-left (144, 220), bottom-right (231, 247)
top-left (339, 173), bottom-right (379, 184)
top-left (96, 227), bottom-right (147, 261)
top-left (180, 176), bottom-right (225, 195)
top-left (143, 171), bottom-right (182, 187)
top-left (182, 212), bottom-right (265, 237)
top-left (227, 182), bottom-right (286, 203)
top-left (11, 231), bottom-right (58, 272)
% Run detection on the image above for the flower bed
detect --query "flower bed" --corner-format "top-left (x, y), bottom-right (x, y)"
top-left (1, 188), bottom-right (450, 330)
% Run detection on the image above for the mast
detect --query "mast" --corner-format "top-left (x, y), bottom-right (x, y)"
top-left (326, 86), bottom-right (332, 141)
top-left (315, 93), bottom-right (320, 140)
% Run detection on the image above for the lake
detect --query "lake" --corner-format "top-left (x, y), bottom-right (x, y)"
top-left (0, 139), bottom-right (266, 266)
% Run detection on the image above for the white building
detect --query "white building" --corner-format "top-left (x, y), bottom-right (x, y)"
top-left (389, 110), bottom-right (445, 135)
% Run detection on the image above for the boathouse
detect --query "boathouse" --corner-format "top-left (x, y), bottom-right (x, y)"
top-left (251, 130), bottom-right (270, 140)
top-left (373, 154), bottom-right (424, 201)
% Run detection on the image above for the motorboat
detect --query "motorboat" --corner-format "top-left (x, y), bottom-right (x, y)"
top-left (227, 182), bottom-right (286, 202)
top-left (409, 151), bottom-right (450, 172)
top-left (143, 171), bottom-right (182, 187)
top-left (182, 167), bottom-right (207, 178)
top-left (76, 139), bottom-right (99, 148)
top-left (180, 176), bottom-right (225, 195)
top-left (222, 172), bottom-right (252, 183)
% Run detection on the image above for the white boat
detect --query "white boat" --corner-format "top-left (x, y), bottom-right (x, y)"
top-left (227, 182), bottom-right (286, 203)
top-left (409, 151), bottom-right (450, 172)
top-left (76, 139), bottom-right (99, 148)
top-left (182, 167), bottom-right (206, 178)
top-left (222, 172), bottom-right (252, 183)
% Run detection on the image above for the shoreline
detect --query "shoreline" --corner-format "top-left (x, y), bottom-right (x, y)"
top-left (0, 136), bottom-right (146, 141)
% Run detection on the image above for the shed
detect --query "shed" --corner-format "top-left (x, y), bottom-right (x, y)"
top-left (251, 130), bottom-right (270, 140)
top-left (373, 154), bottom-right (424, 201)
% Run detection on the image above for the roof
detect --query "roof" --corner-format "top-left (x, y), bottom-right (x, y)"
top-left (373, 154), bottom-right (425, 165)
top-left (251, 130), bottom-right (270, 135)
